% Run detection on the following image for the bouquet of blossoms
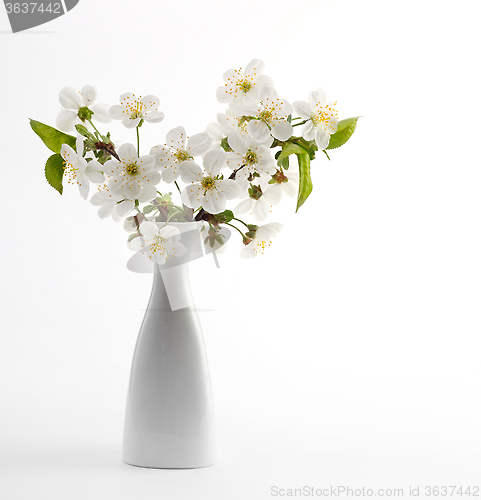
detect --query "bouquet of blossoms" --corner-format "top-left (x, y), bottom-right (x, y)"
top-left (30, 59), bottom-right (359, 262)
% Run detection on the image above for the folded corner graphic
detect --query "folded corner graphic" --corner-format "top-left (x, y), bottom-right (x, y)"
top-left (4, 0), bottom-right (79, 33)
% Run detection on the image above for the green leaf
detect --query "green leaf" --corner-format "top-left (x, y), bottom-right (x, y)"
top-left (30, 119), bottom-right (76, 154)
top-left (212, 209), bottom-right (234, 224)
top-left (143, 205), bottom-right (155, 214)
top-left (296, 152), bottom-right (313, 212)
top-left (75, 124), bottom-right (96, 141)
top-left (45, 153), bottom-right (65, 195)
top-left (277, 141), bottom-right (308, 162)
top-left (278, 156), bottom-right (290, 170)
top-left (326, 116), bottom-right (360, 150)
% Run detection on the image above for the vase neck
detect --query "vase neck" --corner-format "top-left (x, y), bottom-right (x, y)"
top-left (151, 263), bottom-right (194, 312)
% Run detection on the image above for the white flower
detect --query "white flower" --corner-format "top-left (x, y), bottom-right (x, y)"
top-left (109, 93), bottom-right (165, 129)
top-left (60, 136), bottom-right (105, 200)
top-left (225, 133), bottom-right (276, 186)
top-left (56, 85), bottom-right (112, 132)
top-left (90, 188), bottom-right (156, 219)
top-left (217, 110), bottom-right (250, 137)
top-left (234, 184), bottom-right (282, 221)
top-left (216, 59), bottom-right (273, 107)
top-left (241, 223), bottom-right (283, 259)
top-left (204, 121), bottom-right (225, 150)
top-left (103, 143), bottom-right (160, 201)
top-left (265, 167), bottom-right (299, 199)
top-left (129, 221), bottom-right (187, 266)
top-left (180, 150), bottom-right (241, 214)
top-left (292, 89), bottom-right (338, 150)
top-left (242, 87), bottom-right (293, 143)
top-left (150, 126), bottom-right (211, 183)
top-left (204, 110), bottom-right (257, 152)
top-left (123, 215), bottom-right (139, 232)
top-left (90, 190), bottom-right (123, 220)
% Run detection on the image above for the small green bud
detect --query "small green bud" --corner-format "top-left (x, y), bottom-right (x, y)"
top-left (220, 137), bottom-right (233, 152)
top-left (248, 185), bottom-right (263, 200)
top-left (77, 106), bottom-right (94, 122)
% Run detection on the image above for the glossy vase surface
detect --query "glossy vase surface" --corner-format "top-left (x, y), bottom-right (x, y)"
top-left (123, 223), bottom-right (215, 468)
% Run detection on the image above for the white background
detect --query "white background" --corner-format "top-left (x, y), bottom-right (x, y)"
top-left (1, 0), bottom-right (480, 498)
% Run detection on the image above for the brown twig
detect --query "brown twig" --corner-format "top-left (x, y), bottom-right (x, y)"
top-left (95, 142), bottom-right (121, 162)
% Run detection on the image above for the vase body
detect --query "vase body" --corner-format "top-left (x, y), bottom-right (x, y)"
top-left (123, 224), bottom-right (215, 468)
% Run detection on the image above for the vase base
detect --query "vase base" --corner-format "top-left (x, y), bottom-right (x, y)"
top-left (123, 460), bottom-right (215, 470)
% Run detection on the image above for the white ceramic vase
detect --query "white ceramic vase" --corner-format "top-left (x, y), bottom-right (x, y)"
top-left (123, 223), bottom-right (216, 468)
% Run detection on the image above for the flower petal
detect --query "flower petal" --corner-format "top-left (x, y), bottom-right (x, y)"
top-left (252, 199), bottom-right (270, 221)
top-left (245, 59), bottom-right (265, 76)
top-left (159, 225), bottom-right (180, 239)
top-left (216, 85), bottom-right (233, 104)
top-left (234, 197), bottom-right (253, 215)
top-left (123, 117), bottom-right (141, 129)
top-left (258, 222), bottom-right (283, 240)
top-left (255, 74), bottom-right (274, 89)
top-left (247, 120), bottom-right (270, 143)
top-left (59, 86), bottom-right (82, 110)
top-left (203, 150), bottom-right (226, 176)
top-left (128, 235), bottom-right (144, 252)
top-left (205, 122), bottom-right (224, 142)
top-left (270, 120), bottom-right (293, 141)
top-left (225, 152), bottom-right (243, 170)
top-left (78, 178), bottom-right (90, 200)
top-left (263, 185), bottom-right (283, 205)
top-left (240, 244), bottom-right (256, 260)
top-left (140, 221), bottom-right (159, 239)
top-left (314, 128), bottom-right (330, 150)
top-left (138, 154), bottom-right (155, 171)
top-left (138, 184), bottom-right (158, 203)
top-left (139, 94), bottom-right (160, 112)
top-left (218, 179), bottom-right (241, 200)
top-left (144, 110), bottom-right (165, 123)
top-left (292, 101), bottom-right (311, 119)
top-left (143, 170), bottom-right (161, 185)
top-left (260, 86), bottom-right (278, 102)
top-left (103, 159), bottom-right (121, 177)
top-left (60, 143), bottom-right (76, 162)
top-left (203, 190), bottom-right (225, 214)
top-left (227, 132), bottom-right (247, 155)
top-left (109, 104), bottom-right (125, 120)
top-left (301, 122), bottom-right (316, 141)
top-left (75, 135), bottom-right (84, 156)
top-left (115, 199), bottom-right (135, 217)
top-left (91, 103), bottom-right (113, 123)
top-left (187, 133), bottom-right (211, 156)
top-left (166, 126), bottom-right (186, 149)
top-left (97, 203), bottom-right (114, 219)
top-left (81, 85), bottom-right (97, 106)
top-left (85, 162), bottom-right (105, 184)
top-left (180, 161), bottom-right (204, 183)
top-left (118, 143), bottom-right (138, 164)
top-left (181, 184), bottom-right (203, 209)
top-left (309, 89), bottom-right (327, 107)
top-left (162, 166), bottom-right (181, 183)
top-left (56, 109), bottom-right (78, 132)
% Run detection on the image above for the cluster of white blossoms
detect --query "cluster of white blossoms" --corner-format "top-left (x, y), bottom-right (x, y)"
top-left (36, 59), bottom-right (354, 264)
